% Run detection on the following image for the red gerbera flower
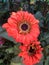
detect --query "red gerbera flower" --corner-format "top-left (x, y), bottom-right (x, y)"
top-left (2, 11), bottom-right (40, 45)
top-left (19, 41), bottom-right (43, 65)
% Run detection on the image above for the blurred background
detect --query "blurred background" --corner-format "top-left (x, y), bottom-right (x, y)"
top-left (0, 0), bottom-right (49, 65)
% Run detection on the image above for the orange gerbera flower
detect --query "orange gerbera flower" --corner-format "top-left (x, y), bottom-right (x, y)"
top-left (19, 41), bottom-right (43, 65)
top-left (2, 11), bottom-right (40, 45)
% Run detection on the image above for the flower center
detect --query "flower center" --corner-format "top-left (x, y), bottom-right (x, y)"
top-left (29, 46), bottom-right (35, 53)
top-left (19, 22), bottom-right (30, 34)
top-left (28, 45), bottom-right (36, 55)
top-left (29, 47), bottom-right (35, 53)
top-left (21, 23), bottom-right (28, 31)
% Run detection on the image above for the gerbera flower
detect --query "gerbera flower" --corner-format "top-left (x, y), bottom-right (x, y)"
top-left (2, 11), bottom-right (40, 45)
top-left (19, 41), bottom-right (43, 65)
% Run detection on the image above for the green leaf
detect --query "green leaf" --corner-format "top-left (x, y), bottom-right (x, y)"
top-left (0, 60), bottom-right (3, 63)
top-left (45, 56), bottom-right (49, 65)
top-left (0, 26), bottom-right (16, 43)
top-left (5, 48), bottom-right (14, 53)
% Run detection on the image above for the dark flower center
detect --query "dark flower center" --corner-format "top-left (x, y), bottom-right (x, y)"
top-left (29, 46), bottom-right (35, 54)
top-left (19, 22), bottom-right (30, 34)
top-left (21, 23), bottom-right (28, 31)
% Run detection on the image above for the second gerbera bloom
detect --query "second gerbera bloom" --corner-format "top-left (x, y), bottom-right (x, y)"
top-left (2, 11), bottom-right (40, 45)
top-left (19, 41), bottom-right (43, 65)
